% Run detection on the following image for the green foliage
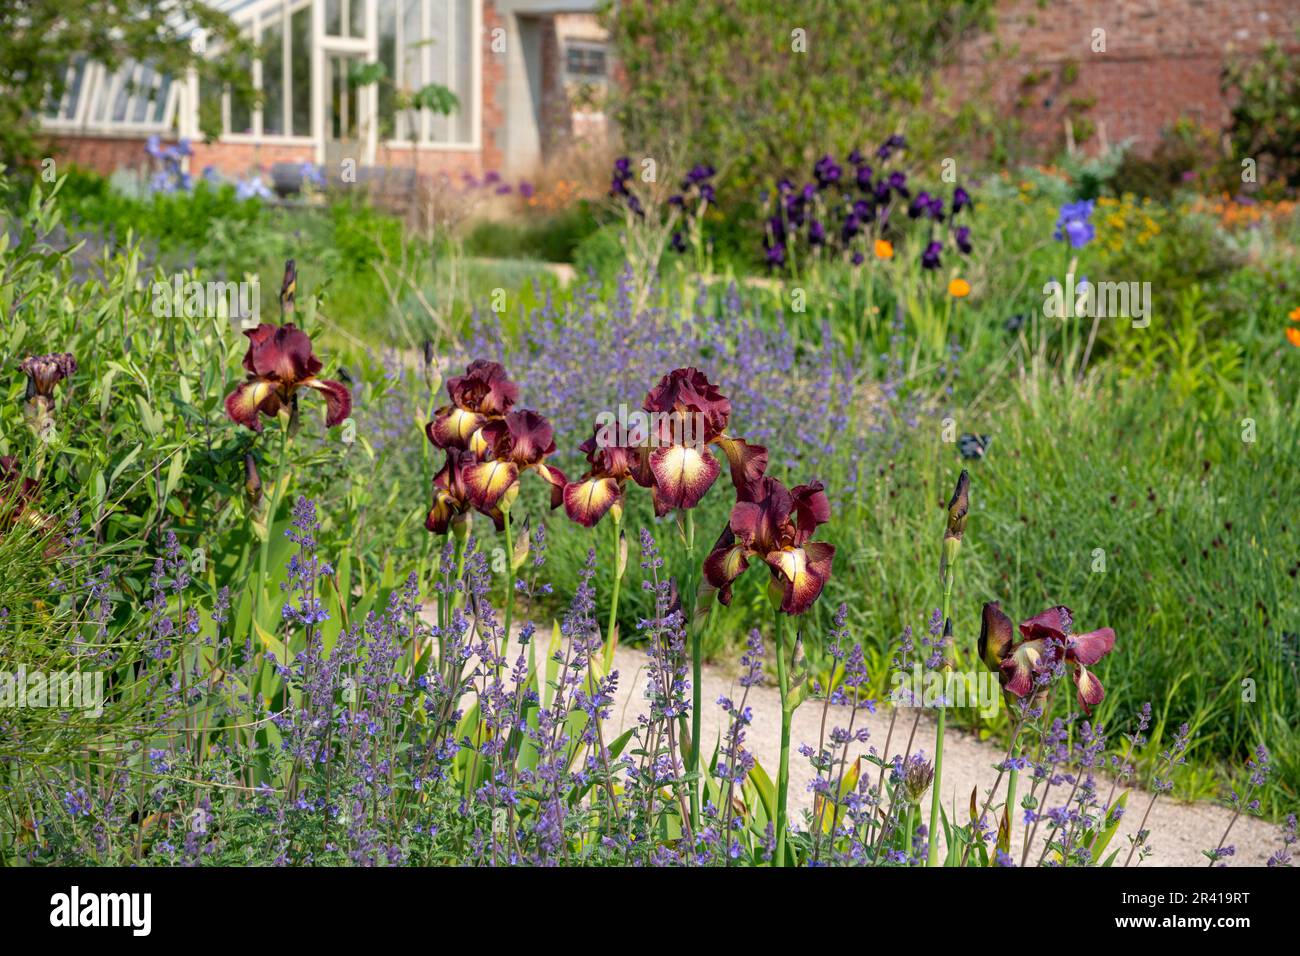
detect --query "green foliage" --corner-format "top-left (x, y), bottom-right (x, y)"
top-left (463, 202), bottom-right (601, 262)
top-left (606, 0), bottom-right (996, 197)
top-left (53, 167), bottom-right (263, 253)
top-left (1222, 29), bottom-right (1300, 194)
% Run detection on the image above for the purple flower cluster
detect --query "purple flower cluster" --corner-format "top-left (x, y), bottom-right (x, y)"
top-left (460, 272), bottom-right (902, 501)
top-left (762, 136), bottom-right (974, 271)
top-left (668, 163), bottom-right (717, 253)
top-left (608, 156), bottom-right (642, 217)
top-left (145, 136), bottom-right (193, 193)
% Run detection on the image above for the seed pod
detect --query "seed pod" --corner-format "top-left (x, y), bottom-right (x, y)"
top-left (280, 259), bottom-right (297, 317)
top-left (243, 453), bottom-right (262, 507)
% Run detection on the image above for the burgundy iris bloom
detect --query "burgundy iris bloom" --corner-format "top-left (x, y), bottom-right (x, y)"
top-left (426, 447), bottom-right (474, 534)
top-left (640, 367), bottom-right (767, 516)
top-left (0, 455), bottom-right (40, 531)
top-left (979, 603), bottom-right (1117, 714)
top-left (463, 408), bottom-right (567, 526)
top-left (19, 353), bottom-right (77, 400)
top-left (427, 359), bottom-right (520, 452)
top-left (702, 476), bottom-right (835, 616)
top-left (224, 324), bottom-right (351, 432)
top-left (562, 427), bottom-right (653, 528)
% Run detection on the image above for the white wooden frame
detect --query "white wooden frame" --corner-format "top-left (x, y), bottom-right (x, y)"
top-left (39, 0), bottom-right (484, 160)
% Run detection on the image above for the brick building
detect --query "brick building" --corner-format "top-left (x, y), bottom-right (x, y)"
top-left (41, 0), bottom-right (612, 181)
top-left (946, 0), bottom-right (1298, 155)
top-left (39, 0), bottom-right (1297, 180)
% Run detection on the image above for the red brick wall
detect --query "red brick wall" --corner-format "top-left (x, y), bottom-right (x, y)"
top-left (190, 141), bottom-right (314, 177)
top-left (948, 0), bottom-right (1298, 156)
top-left (44, 135), bottom-right (152, 174)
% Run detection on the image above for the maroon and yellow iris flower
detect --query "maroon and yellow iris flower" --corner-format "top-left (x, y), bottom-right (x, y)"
top-left (561, 427), bottom-right (654, 527)
top-left (426, 360), bottom-right (520, 453)
top-left (979, 602), bottom-right (1116, 713)
top-left (20, 353), bottom-right (77, 400)
top-left (224, 324), bottom-right (351, 432)
top-left (641, 367), bottom-right (768, 516)
top-left (462, 409), bottom-right (567, 525)
top-left (0, 456), bottom-right (39, 531)
top-left (701, 475), bottom-right (835, 615)
top-left (426, 447), bottom-right (475, 534)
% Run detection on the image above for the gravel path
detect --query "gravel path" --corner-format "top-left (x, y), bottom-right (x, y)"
top-left (599, 644), bottom-right (1285, 867)
top-left (422, 605), bottom-right (1286, 866)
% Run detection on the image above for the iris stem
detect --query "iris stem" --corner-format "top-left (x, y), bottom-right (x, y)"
top-left (774, 609), bottom-right (792, 867)
top-left (603, 513), bottom-right (622, 673)
top-left (1005, 745), bottom-right (1021, 856)
top-left (500, 506), bottom-right (515, 666)
top-left (256, 422), bottom-right (291, 624)
top-left (683, 509), bottom-right (701, 834)
top-left (927, 566), bottom-right (956, 866)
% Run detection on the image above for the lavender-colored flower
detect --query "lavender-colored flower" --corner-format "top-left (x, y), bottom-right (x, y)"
top-left (1053, 199), bottom-right (1096, 248)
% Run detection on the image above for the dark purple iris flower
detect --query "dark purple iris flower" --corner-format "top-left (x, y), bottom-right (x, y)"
top-left (952, 186), bottom-right (971, 214)
top-left (767, 215), bottom-right (787, 240)
top-left (699, 183), bottom-right (716, 203)
top-left (840, 215), bottom-right (861, 241)
top-left (848, 148), bottom-right (864, 165)
top-left (683, 163), bottom-right (716, 186)
top-left (765, 242), bottom-right (787, 267)
top-left (877, 134), bottom-right (906, 160)
top-left (808, 220), bottom-right (826, 245)
top-left (921, 240), bottom-right (942, 270)
top-left (851, 251), bottom-right (865, 265)
top-left (853, 199), bottom-right (874, 222)
top-left (908, 191), bottom-right (931, 219)
top-left (670, 231), bottom-right (687, 253)
top-left (814, 155), bottom-right (842, 188)
top-left (668, 193), bottom-right (684, 206)
top-left (856, 165), bottom-right (874, 190)
top-left (888, 171), bottom-right (909, 198)
top-left (874, 180), bottom-right (892, 203)
top-left (955, 225), bottom-right (972, 254)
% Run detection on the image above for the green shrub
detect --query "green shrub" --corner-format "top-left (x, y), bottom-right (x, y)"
top-left (607, 0), bottom-right (997, 198)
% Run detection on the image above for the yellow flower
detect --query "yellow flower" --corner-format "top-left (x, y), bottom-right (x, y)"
top-left (874, 239), bottom-right (894, 260)
top-left (948, 278), bottom-right (971, 298)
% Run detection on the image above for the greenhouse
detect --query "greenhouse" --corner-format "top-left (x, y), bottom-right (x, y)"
top-left (41, 0), bottom-right (609, 176)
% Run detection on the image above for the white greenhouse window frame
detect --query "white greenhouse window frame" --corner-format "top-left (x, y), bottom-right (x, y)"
top-left (38, 0), bottom-right (483, 159)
